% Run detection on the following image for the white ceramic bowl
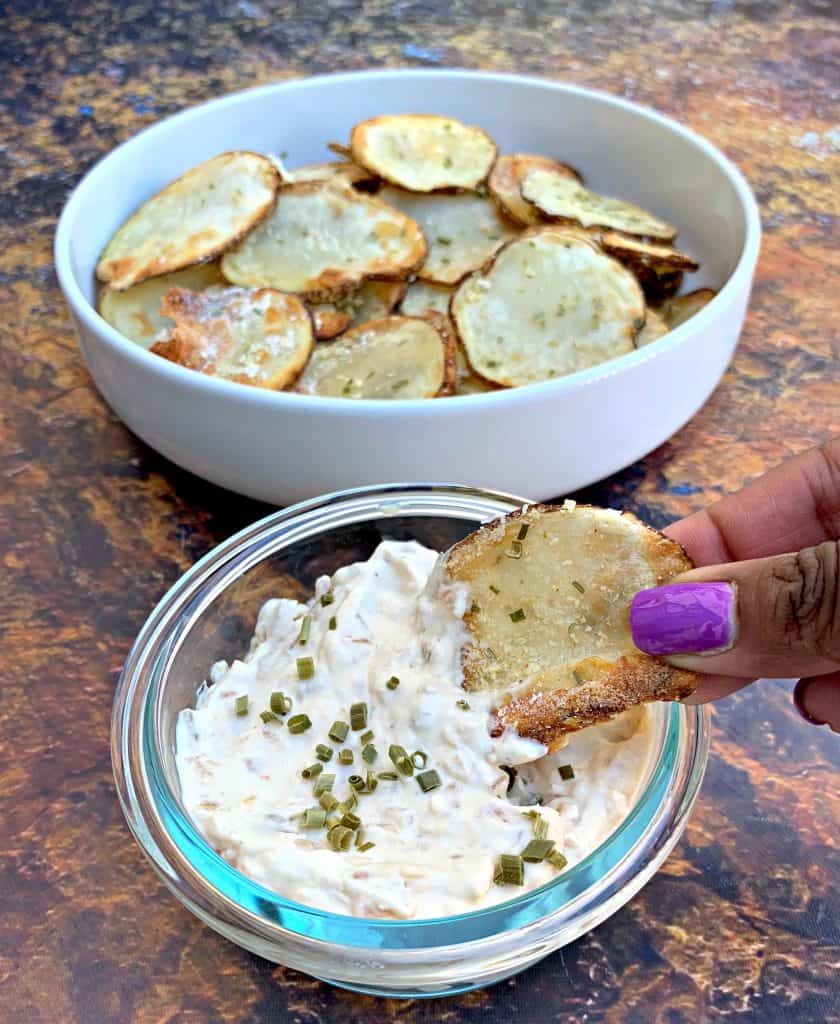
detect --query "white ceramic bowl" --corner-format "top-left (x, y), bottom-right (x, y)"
top-left (55, 70), bottom-right (760, 505)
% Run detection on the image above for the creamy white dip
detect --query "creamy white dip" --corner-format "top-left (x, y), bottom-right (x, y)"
top-left (176, 540), bottom-right (654, 919)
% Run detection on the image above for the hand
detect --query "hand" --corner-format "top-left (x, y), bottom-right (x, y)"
top-left (628, 437), bottom-right (840, 732)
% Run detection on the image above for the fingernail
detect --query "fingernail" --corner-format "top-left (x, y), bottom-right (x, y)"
top-left (630, 582), bottom-right (736, 656)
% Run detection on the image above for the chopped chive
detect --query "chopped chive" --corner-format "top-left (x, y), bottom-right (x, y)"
top-left (386, 676), bottom-right (400, 690)
top-left (234, 695), bottom-right (249, 716)
top-left (319, 791), bottom-right (339, 812)
top-left (377, 771), bottom-right (399, 781)
top-left (497, 853), bottom-right (525, 885)
top-left (329, 720), bottom-right (349, 743)
top-left (349, 702), bottom-right (368, 731)
top-left (572, 669), bottom-right (584, 686)
top-left (362, 743), bottom-right (377, 764)
top-left (436, 235), bottom-right (452, 245)
top-left (533, 816), bottom-right (549, 839)
top-left (456, 699), bottom-right (470, 710)
top-left (327, 825), bottom-right (353, 851)
top-left (348, 774), bottom-right (366, 791)
top-left (342, 380), bottom-right (353, 396)
top-left (521, 838), bottom-right (556, 863)
top-left (287, 713), bottom-right (312, 734)
top-left (328, 616), bottom-right (337, 630)
top-left (360, 730), bottom-right (374, 744)
top-left (411, 750), bottom-right (428, 769)
top-left (506, 541), bottom-right (523, 559)
top-left (571, 580), bottom-right (585, 594)
top-left (416, 769), bottom-right (441, 793)
top-left (260, 710), bottom-right (279, 724)
top-left (301, 762), bottom-right (323, 779)
top-left (325, 814), bottom-right (341, 830)
top-left (365, 770), bottom-right (378, 792)
top-left (297, 615), bottom-right (311, 645)
top-left (270, 691), bottom-right (291, 715)
top-left (313, 773), bottom-right (335, 796)
top-left (548, 850), bottom-right (568, 871)
top-left (388, 744), bottom-right (413, 776)
top-left (338, 749), bottom-right (354, 765)
top-left (358, 841), bottom-right (375, 852)
top-left (301, 807), bottom-right (327, 829)
top-left (509, 608), bottom-right (526, 623)
top-left (339, 793), bottom-right (358, 813)
top-left (391, 379), bottom-right (409, 392)
top-left (354, 828), bottom-right (366, 848)
top-left (489, 584), bottom-right (500, 594)
top-left (486, 647), bottom-right (497, 661)
top-left (558, 764), bottom-right (575, 781)
top-left (320, 590), bottom-right (335, 606)
top-left (470, 602), bottom-right (481, 614)
top-left (340, 811), bottom-right (361, 831)
top-left (517, 523), bottom-right (530, 541)
top-left (296, 657), bottom-right (315, 680)
top-left (315, 743), bottom-right (334, 762)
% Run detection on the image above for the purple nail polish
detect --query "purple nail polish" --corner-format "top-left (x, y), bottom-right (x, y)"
top-left (630, 582), bottom-right (736, 656)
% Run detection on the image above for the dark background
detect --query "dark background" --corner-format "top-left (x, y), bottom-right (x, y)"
top-left (1, 1), bottom-right (838, 1021)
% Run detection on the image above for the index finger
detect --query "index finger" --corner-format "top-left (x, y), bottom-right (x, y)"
top-left (665, 437), bottom-right (840, 567)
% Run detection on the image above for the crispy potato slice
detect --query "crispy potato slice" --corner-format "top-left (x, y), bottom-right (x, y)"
top-left (287, 160), bottom-right (378, 189)
top-left (521, 169), bottom-right (677, 241)
top-left (327, 141), bottom-right (353, 160)
top-left (657, 288), bottom-right (718, 330)
top-left (350, 115), bottom-right (497, 192)
top-left (488, 154), bottom-right (582, 227)
top-left (150, 286), bottom-right (313, 389)
top-left (311, 280), bottom-right (407, 333)
top-left (312, 308), bottom-right (352, 340)
top-left (221, 181), bottom-right (426, 301)
top-left (436, 503), bottom-right (698, 745)
top-left (379, 186), bottom-right (518, 285)
top-left (452, 229), bottom-right (644, 387)
top-left (419, 311), bottom-right (458, 396)
top-left (98, 262), bottom-right (225, 347)
top-left (296, 315), bottom-right (448, 399)
top-left (399, 280), bottom-right (454, 317)
top-left (598, 231), bottom-right (698, 273)
top-left (634, 308), bottom-right (670, 348)
top-left (97, 152), bottom-right (280, 290)
top-left (454, 339), bottom-right (498, 395)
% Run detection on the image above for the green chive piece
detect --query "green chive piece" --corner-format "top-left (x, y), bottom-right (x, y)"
top-left (360, 730), bottom-right (374, 744)
top-left (301, 807), bottom-right (327, 829)
top-left (325, 814), bottom-right (341, 830)
top-left (338, 749), bottom-right (354, 765)
top-left (320, 590), bottom-right (335, 606)
top-left (301, 762), bottom-right (323, 779)
top-left (386, 676), bottom-right (400, 690)
top-left (416, 769), bottom-right (441, 793)
top-left (388, 744), bottom-right (414, 776)
top-left (548, 850), bottom-right (568, 871)
top-left (329, 720), bottom-right (349, 743)
top-left (489, 584), bottom-right (500, 594)
top-left (571, 580), bottom-right (585, 594)
top-left (315, 743), bottom-right (333, 762)
top-left (377, 771), bottom-right (399, 781)
top-left (270, 691), bottom-right (291, 715)
top-left (558, 764), bottom-right (575, 780)
top-left (532, 815), bottom-right (549, 839)
top-left (521, 838), bottom-right (556, 863)
top-left (470, 602), bottom-right (481, 615)
top-left (506, 541), bottom-right (523, 559)
top-left (341, 812), bottom-right (361, 831)
top-left (362, 743), bottom-right (377, 764)
top-left (497, 854), bottom-right (525, 885)
top-left (456, 699), bottom-right (470, 710)
top-left (318, 791), bottom-right (339, 812)
top-left (354, 828), bottom-right (366, 848)
top-left (234, 695), bottom-right (249, 716)
top-left (572, 669), bottom-right (585, 686)
top-left (365, 770), bottom-right (378, 792)
top-left (339, 794), bottom-right (358, 813)
top-left (358, 841), bottom-right (375, 852)
top-left (348, 774), bottom-right (366, 792)
top-left (287, 713), bottom-right (312, 734)
top-left (329, 616), bottom-right (337, 631)
top-left (411, 750), bottom-right (428, 769)
top-left (297, 615), bottom-right (311, 645)
top-left (296, 657), bottom-right (315, 680)
top-left (327, 825), bottom-right (353, 851)
top-left (509, 608), bottom-right (526, 623)
top-left (349, 702), bottom-right (368, 731)
top-left (493, 866), bottom-right (504, 885)
top-left (517, 523), bottom-right (530, 541)
top-left (260, 710), bottom-right (279, 724)
top-left (313, 773), bottom-right (335, 796)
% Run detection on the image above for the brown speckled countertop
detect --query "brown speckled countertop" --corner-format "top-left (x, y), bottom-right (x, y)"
top-left (1, 1), bottom-right (839, 1021)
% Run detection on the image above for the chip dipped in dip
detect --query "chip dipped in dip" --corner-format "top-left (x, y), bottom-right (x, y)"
top-left (175, 540), bottom-right (654, 919)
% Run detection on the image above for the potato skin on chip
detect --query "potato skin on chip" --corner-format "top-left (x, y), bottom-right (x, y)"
top-left (221, 181), bottom-right (427, 302)
top-left (488, 154), bottom-right (582, 227)
top-left (350, 114), bottom-right (497, 192)
top-left (657, 288), bottom-right (717, 330)
top-left (452, 229), bottom-right (644, 387)
top-left (97, 152), bottom-right (280, 291)
top-left (418, 311), bottom-right (458, 396)
top-left (312, 308), bottom-right (352, 340)
top-left (296, 315), bottom-right (448, 399)
top-left (98, 262), bottom-right (224, 347)
top-left (436, 503), bottom-right (698, 746)
top-left (598, 231), bottom-right (698, 273)
top-left (150, 286), bottom-right (313, 389)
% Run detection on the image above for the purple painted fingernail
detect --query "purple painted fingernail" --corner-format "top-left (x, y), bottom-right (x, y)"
top-left (630, 582), bottom-right (736, 656)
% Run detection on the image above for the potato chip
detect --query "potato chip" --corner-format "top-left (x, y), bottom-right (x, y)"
top-left (598, 231), bottom-right (698, 273)
top-left (488, 154), bottom-right (582, 227)
top-left (418, 311), bottom-right (458, 396)
top-left (350, 115), bottom-right (497, 192)
top-left (521, 169), bottom-right (677, 241)
top-left (149, 286), bottom-right (313, 389)
top-left (221, 181), bottom-right (426, 301)
top-left (634, 308), bottom-right (670, 347)
top-left (296, 315), bottom-right (448, 399)
top-left (379, 186), bottom-right (518, 285)
top-left (452, 229), bottom-right (644, 387)
top-left (98, 262), bottom-right (224, 347)
top-left (311, 281), bottom-right (407, 333)
top-left (312, 308), bottom-right (352, 340)
top-left (400, 280), bottom-right (454, 317)
top-left (287, 160), bottom-right (377, 189)
top-left (435, 503), bottom-right (698, 745)
top-left (97, 152), bottom-right (280, 290)
top-left (657, 288), bottom-right (717, 329)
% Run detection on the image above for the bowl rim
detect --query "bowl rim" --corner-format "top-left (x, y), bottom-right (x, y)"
top-left (111, 482), bottom-right (710, 961)
top-left (55, 69), bottom-right (761, 413)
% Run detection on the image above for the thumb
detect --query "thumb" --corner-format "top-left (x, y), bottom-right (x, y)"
top-left (629, 541), bottom-right (840, 680)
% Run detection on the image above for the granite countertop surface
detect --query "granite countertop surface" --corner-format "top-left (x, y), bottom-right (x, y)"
top-left (1, 0), bottom-right (838, 1021)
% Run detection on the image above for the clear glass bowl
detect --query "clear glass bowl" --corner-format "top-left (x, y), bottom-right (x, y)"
top-left (111, 484), bottom-right (710, 998)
